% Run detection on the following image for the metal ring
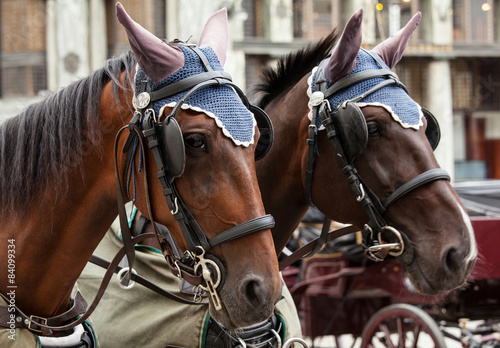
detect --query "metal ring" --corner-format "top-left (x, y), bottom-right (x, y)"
top-left (194, 257), bottom-right (222, 291)
top-left (379, 225), bottom-right (405, 257)
top-left (236, 338), bottom-right (247, 348)
top-left (116, 267), bottom-right (138, 290)
top-left (271, 329), bottom-right (282, 348)
top-left (283, 337), bottom-right (310, 348)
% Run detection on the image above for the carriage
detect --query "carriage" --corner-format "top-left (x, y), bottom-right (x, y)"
top-left (284, 182), bottom-right (500, 348)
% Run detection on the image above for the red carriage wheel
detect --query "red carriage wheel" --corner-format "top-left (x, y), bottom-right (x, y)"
top-left (360, 303), bottom-right (446, 348)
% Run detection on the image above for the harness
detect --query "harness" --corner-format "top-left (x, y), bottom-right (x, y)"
top-left (0, 42), bottom-right (275, 340)
top-left (90, 210), bottom-right (303, 348)
top-left (120, 43), bottom-right (275, 310)
top-left (285, 50), bottom-right (450, 265)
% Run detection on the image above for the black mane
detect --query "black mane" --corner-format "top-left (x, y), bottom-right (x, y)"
top-left (253, 30), bottom-right (337, 109)
top-left (0, 52), bottom-right (136, 215)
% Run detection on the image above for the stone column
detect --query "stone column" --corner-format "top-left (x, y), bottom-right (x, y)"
top-left (56, 0), bottom-right (89, 88)
top-left (89, 0), bottom-right (107, 71)
top-left (426, 60), bottom-right (455, 179)
top-left (421, 0), bottom-right (454, 178)
top-left (267, 0), bottom-right (293, 43)
top-left (47, 0), bottom-right (107, 91)
top-left (225, 0), bottom-right (248, 91)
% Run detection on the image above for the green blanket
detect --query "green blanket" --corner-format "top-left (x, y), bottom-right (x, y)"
top-left (78, 218), bottom-right (302, 348)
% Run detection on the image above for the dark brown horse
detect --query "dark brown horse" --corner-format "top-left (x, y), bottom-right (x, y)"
top-left (255, 9), bottom-right (476, 295)
top-left (0, 3), bottom-right (281, 342)
top-left (70, 9), bottom-right (477, 348)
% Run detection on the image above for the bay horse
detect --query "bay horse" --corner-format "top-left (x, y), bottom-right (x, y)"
top-left (0, 3), bottom-right (281, 344)
top-left (256, 9), bottom-right (477, 295)
top-left (75, 9), bottom-right (476, 348)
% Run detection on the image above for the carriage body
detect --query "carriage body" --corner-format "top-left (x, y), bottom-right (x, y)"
top-left (285, 215), bottom-right (500, 345)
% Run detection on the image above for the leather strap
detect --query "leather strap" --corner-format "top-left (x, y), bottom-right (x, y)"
top-left (190, 46), bottom-right (214, 72)
top-left (382, 168), bottom-right (450, 208)
top-left (322, 68), bottom-right (401, 98)
top-left (166, 78), bottom-right (245, 119)
top-left (304, 217), bottom-right (332, 258)
top-left (208, 214), bottom-right (275, 247)
top-left (127, 125), bottom-right (205, 286)
top-left (0, 291), bottom-right (87, 332)
top-left (0, 232), bottom-right (154, 336)
top-left (279, 225), bottom-right (359, 270)
top-left (114, 127), bottom-right (138, 285)
top-left (304, 112), bottom-right (317, 207)
top-left (149, 71), bottom-right (231, 103)
top-left (164, 250), bottom-right (203, 286)
top-left (88, 255), bottom-right (203, 305)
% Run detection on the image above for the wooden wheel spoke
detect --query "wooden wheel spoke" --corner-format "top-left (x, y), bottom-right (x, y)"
top-left (360, 304), bottom-right (447, 348)
top-left (412, 324), bottom-right (422, 348)
top-left (396, 317), bottom-right (405, 348)
top-left (378, 323), bottom-right (397, 348)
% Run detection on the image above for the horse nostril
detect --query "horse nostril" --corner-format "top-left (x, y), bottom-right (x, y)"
top-left (443, 246), bottom-right (462, 273)
top-left (244, 279), bottom-right (266, 308)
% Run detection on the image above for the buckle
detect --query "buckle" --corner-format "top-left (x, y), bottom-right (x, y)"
top-left (28, 315), bottom-right (47, 333)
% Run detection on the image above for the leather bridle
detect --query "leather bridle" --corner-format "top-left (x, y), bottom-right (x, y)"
top-left (0, 43), bottom-right (275, 337)
top-left (300, 54), bottom-right (450, 264)
top-left (118, 43), bottom-right (275, 310)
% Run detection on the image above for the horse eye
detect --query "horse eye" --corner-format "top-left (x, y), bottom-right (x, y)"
top-left (367, 122), bottom-right (380, 135)
top-left (184, 134), bottom-right (206, 149)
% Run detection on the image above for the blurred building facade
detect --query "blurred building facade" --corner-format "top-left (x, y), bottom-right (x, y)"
top-left (1, 0), bottom-right (500, 179)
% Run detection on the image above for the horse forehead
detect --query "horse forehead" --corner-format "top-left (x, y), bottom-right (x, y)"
top-left (138, 46), bottom-right (256, 147)
top-left (325, 50), bottom-right (423, 130)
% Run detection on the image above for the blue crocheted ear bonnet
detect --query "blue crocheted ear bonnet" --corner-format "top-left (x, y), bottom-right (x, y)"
top-left (309, 49), bottom-right (423, 130)
top-left (134, 45), bottom-right (256, 146)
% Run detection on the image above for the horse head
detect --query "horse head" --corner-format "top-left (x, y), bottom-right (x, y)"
top-left (309, 9), bottom-right (477, 294)
top-left (114, 3), bottom-right (281, 329)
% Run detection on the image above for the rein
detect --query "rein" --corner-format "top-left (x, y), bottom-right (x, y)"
top-left (299, 53), bottom-right (450, 264)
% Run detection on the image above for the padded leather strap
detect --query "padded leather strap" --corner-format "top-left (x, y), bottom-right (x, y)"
top-left (208, 214), bottom-right (275, 247)
top-left (383, 168), bottom-right (450, 208)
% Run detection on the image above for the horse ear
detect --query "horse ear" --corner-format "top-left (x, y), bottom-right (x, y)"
top-left (116, 2), bottom-right (184, 83)
top-left (372, 12), bottom-right (421, 69)
top-left (198, 8), bottom-right (228, 66)
top-left (324, 9), bottom-right (363, 85)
